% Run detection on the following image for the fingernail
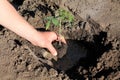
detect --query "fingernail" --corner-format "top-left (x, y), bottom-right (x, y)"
top-left (53, 53), bottom-right (57, 56)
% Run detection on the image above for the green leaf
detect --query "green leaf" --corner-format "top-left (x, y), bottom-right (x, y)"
top-left (45, 21), bottom-right (51, 30)
top-left (68, 15), bottom-right (74, 22)
top-left (45, 16), bottom-right (54, 20)
top-left (52, 18), bottom-right (59, 26)
top-left (59, 16), bottom-right (65, 20)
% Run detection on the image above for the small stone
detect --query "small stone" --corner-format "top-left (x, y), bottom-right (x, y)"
top-left (27, 64), bottom-right (32, 71)
top-left (42, 49), bottom-right (53, 60)
top-left (83, 69), bottom-right (88, 74)
top-left (49, 68), bottom-right (58, 77)
top-left (97, 63), bottom-right (101, 69)
top-left (99, 76), bottom-right (105, 80)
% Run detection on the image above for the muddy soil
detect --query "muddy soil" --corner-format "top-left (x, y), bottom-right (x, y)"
top-left (0, 0), bottom-right (120, 80)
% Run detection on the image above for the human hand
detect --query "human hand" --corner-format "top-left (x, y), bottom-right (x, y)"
top-left (30, 31), bottom-right (66, 56)
top-left (0, 0), bottom-right (66, 56)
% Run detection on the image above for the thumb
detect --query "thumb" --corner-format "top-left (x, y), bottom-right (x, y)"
top-left (47, 44), bottom-right (57, 56)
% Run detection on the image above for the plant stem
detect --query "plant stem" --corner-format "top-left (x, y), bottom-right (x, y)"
top-left (58, 19), bottom-right (62, 46)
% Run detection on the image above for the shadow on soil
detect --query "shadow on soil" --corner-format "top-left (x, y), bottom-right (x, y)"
top-left (10, 0), bottom-right (24, 9)
top-left (65, 31), bottom-right (112, 79)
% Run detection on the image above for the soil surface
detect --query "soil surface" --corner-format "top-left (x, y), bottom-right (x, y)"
top-left (0, 0), bottom-right (120, 80)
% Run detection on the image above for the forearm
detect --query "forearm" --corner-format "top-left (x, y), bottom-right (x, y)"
top-left (0, 0), bottom-right (67, 56)
top-left (0, 0), bottom-right (39, 41)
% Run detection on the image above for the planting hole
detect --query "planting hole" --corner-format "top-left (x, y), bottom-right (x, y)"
top-left (51, 39), bottom-right (87, 71)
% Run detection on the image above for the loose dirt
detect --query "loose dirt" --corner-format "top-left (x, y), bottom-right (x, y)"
top-left (0, 0), bottom-right (119, 80)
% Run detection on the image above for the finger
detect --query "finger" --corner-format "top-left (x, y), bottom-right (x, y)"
top-left (60, 35), bottom-right (66, 44)
top-left (57, 35), bottom-right (66, 44)
top-left (46, 44), bottom-right (57, 56)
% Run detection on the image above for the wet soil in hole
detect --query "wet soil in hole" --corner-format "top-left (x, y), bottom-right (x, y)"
top-left (52, 39), bottom-right (87, 71)
top-left (65, 31), bottom-right (113, 79)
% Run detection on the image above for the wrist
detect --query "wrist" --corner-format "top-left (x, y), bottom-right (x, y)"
top-left (27, 30), bottom-right (43, 46)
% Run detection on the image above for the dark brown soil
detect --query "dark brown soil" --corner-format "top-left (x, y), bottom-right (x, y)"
top-left (0, 0), bottom-right (119, 80)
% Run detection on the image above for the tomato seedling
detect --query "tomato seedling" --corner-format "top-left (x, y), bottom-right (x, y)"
top-left (44, 8), bottom-right (74, 45)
